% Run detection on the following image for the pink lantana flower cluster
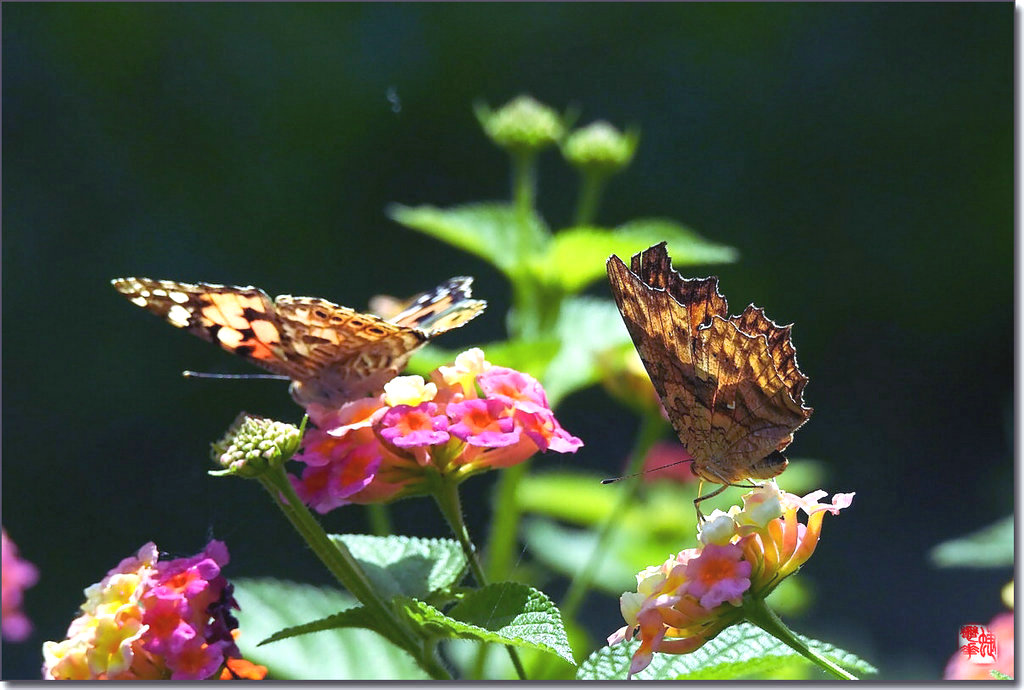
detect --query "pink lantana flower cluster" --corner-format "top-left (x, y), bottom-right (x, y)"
top-left (42, 540), bottom-right (264, 681)
top-left (2, 528), bottom-right (39, 642)
top-left (292, 348), bottom-right (583, 512)
top-left (609, 482), bottom-right (855, 678)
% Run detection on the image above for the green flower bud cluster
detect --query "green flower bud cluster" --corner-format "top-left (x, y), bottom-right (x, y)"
top-left (476, 95), bottom-right (566, 155)
top-left (561, 121), bottom-right (639, 177)
top-left (210, 413), bottom-right (303, 478)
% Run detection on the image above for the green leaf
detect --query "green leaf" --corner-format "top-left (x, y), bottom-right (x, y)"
top-left (930, 515), bottom-right (1014, 568)
top-left (991, 670), bottom-right (1013, 680)
top-left (444, 615), bottom-right (590, 680)
top-left (231, 578), bottom-right (428, 680)
top-left (396, 583), bottom-right (575, 665)
top-left (329, 534), bottom-right (468, 600)
top-left (532, 223), bottom-right (738, 294)
top-left (259, 605), bottom-right (391, 646)
top-left (577, 622), bottom-right (877, 680)
top-left (614, 218), bottom-right (740, 265)
top-left (522, 518), bottom-right (638, 595)
top-left (387, 202), bottom-right (549, 274)
top-left (542, 296), bottom-right (635, 405)
top-left (405, 339), bottom-right (562, 382)
top-left (515, 470), bottom-right (622, 525)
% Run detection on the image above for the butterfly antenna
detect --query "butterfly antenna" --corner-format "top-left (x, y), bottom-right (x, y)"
top-left (600, 458), bottom-right (695, 484)
top-left (182, 371), bottom-right (291, 381)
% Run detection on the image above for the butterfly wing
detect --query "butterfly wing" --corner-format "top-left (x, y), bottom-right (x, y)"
top-left (272, 295), bottom-right (427, 406)
top-left (113, 276), bottom-right (488, 407)
top-left (111, 277), bottom-right (308, 379)
top-left (607, 242), bottom-right (811, 485)
top-left (691, 314), bottom-right (811, 483)
top-left (606, 248), bottom-right (723, 468)
top-left (376, 276), bottom-right (487, 336)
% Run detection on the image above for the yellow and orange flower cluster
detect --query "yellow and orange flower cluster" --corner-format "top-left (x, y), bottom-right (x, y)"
top-left (608, 481), bottom-right (854, 678)
top-left (42, 541), bottom-right (265, 681)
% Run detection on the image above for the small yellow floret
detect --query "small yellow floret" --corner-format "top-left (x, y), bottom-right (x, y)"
top-left (383, 375), bottom-right (438, 407)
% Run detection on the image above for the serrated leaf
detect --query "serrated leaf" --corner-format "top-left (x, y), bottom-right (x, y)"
top-left (396, 583), bottom-right (575, 665)
top-left (542, 296), bottom-right (635, 405)
top-left (614, 218), bottom-right (740, 265)
top-left (329, 534), bottom-right (467, 600)
top-left (444, 614), bottom-right (591, 680)
top-left (259, 605), bottom-right (391, 646)
top-left (532, 223), bottom-right (737, 294)
top-left (232, 578), bottom-right (428, 680)
top-left (388, 202), bottom-right (549, 274)
top-left (577, 622), bottom-right (876, 680)
top-left (930, 515), bottom-right (1014, 568)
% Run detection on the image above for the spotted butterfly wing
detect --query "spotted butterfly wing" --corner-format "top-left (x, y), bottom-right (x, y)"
top-left (111, 276), bottom-right (485, 407)
top-left (606, 242), bottom-right (811, 487)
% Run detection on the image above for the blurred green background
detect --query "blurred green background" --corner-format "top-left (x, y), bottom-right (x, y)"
top-left (2, 3), bottom-right (1011, 680)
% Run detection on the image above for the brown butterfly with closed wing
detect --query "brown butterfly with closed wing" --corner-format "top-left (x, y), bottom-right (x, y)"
top-left (606, 242), bottom-right (812, 517)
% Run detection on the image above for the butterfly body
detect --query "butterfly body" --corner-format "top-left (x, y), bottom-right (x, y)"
top-left (111, 276), bottom-right (485, 407)
top-left (606, 243), bottom-right (811, 487)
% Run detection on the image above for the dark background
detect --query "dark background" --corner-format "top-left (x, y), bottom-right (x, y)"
top-left (2, 3), bottom-right (1012, 680)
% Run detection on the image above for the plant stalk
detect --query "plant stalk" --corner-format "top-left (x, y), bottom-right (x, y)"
top-left (367, 503), bottom-right (392, 536)
top-left (573, 171), bottom-right (608, 227)
top-left (431, 473), bottom-right (528, 680)
top-left (559, 412), bottom-right (663, 620)
top-left (743, 595), bottom-right (858, 680)
top-left (483, 461), bottom-right (528, 582)
top-left (258, 468), bottom-right (449, 679)
top-left (511, 150), bottom-right (537, 224)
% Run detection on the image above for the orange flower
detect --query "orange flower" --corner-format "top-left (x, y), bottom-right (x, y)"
top-left (608, 481), bottom-right (854, 678)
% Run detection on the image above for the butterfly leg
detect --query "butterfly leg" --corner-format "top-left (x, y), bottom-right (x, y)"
top-left (693, 481), bottom-right (729, 522)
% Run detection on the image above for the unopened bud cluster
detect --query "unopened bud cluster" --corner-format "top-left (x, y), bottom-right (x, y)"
top-left (562, 121), bottom-right (638, 176)
top-left (211, 413), bottom-right (302, 477)
top-left (477, 95), bottom-right (566, 155)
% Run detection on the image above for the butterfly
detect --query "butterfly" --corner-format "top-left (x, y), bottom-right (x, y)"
top-left (111, 276), bottom-right (486, 407)
top-left (606, 242), bottom-right (812, 512)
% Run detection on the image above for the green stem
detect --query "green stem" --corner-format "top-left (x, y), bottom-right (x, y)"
top-left (483, 461), bottom-right (528, 582)
top-left (743, 595), bottom-right (858, 680)
top-left (431, 473), bottom-right (528, 681)
top-left (511, 150), bottom-right (537, 222)
top-left (367, 503), bottom-right (392, 536)
top-left (258, 468), bottom-right (450, 680)
top-left (508, 281), bottom-right (538, 341)
top-left (559, 413), bottom-right (663, 621)
top-left (573, 171), bottom-right (608, 227)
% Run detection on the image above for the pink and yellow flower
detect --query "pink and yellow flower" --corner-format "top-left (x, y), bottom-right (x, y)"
top-left (382, 375), bottom-right (438, 407)
top-left (379, 402), bottom-right (450, 449)
top-left (608, 482), bottom-right (854, 678)
top-left (42, 540), bottom-right (263, 681)
top-left (291, 397), bottom-right (391, 513)
top-left (436, 348), bottom-right (492, 396)
top-left (446, 399), bottom-right (519, 448)
top-left (477, 366), bottom-right (550, 413)
top-left (289, 350), bottom-right (582, 510)
top-left (2, 528), bottom-right (38, 642)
